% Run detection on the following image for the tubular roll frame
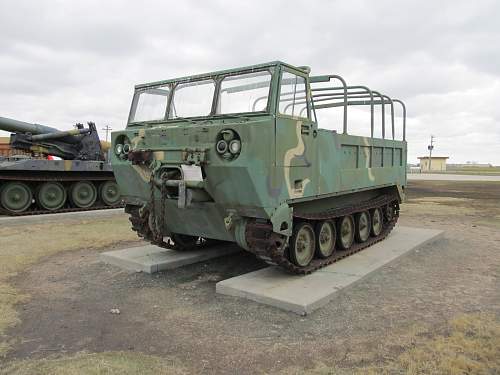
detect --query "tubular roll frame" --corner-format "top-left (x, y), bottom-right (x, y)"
top-left (309, 75), bottom-right (406, 141)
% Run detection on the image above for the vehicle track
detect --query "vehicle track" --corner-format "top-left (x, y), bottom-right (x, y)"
top-left (126, 194), bottom-right (399, 274)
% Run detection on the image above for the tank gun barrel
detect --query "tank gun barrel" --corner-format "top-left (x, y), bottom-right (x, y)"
top-left (0, 116), bottom-right (59, 135)
top-left (31, 128), bottom-right (91, 142)
top-left (0, 116), bottom-right (105, 161)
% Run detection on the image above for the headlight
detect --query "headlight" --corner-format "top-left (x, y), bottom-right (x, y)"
top-left (216, 140), bottom-right (228, 154)
top-left (229, 139), bottom-right (241, 154)
top-left (123, 144), bottom-right (130, 154)
top-left (115, 144), bottom-right (123, 155)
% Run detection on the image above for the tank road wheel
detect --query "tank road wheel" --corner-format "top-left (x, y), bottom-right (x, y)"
top-left (355, 211), bottom-right (371, 243)
top-left (37, 182), bottom-right (67, 211)
top-left (337, 215), bottom-right (355, 250)
top-left (99, 181), bottom-right (121, 206)
top-left (69, 181), bottom-right (97, 208)
top-left (289, 222), bottom-right (316, 267)
top-left (315, 220), bottom-right (336, 258)
top-left (170, 233), bottom-right (199, 250)
top-left (370, 208), bottom-right (383, 237)
top-left (0, 182), bottom-right (32, 213)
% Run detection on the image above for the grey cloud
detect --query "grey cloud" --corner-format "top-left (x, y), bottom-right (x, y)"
top-left (0, 0), bottom-right (499, 164)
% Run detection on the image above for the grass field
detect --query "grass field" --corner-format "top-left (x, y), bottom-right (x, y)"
top-left (0, 215), bottom-right (141, 357)
top-left (0, 181), bottom-right (499, 374)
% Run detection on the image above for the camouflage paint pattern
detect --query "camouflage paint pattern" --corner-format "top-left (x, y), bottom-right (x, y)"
top-left (111, 61), bottom-right (406, 243)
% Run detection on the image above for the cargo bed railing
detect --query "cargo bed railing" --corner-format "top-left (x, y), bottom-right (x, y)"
top-left (310, 75), bottom-right (406, 141)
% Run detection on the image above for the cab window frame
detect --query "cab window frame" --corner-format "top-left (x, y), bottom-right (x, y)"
top-left (277, 68), bottom-right (311, 121)
top-left (127, 64), bottom-right (281, 126)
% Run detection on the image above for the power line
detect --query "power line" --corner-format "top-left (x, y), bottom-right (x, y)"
top-left (427, 135), bottom-right (435, 170)
top-left (101, 125), bottom-right (112, 142)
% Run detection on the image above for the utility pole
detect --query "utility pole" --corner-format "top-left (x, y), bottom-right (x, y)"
top-left (427, 135), bottom-right (435, 171)
top-left (101, 125), bottom-right (112, 143)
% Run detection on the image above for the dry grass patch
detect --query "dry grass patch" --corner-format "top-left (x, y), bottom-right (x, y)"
top-left (300, 313), bottom-right (500, 375)
top-left (0, 215), bottom-right (141, 355)
top-left (382, 314), bottom-right (500, 375)
top-left (0, 351), bottom-right (187, 375)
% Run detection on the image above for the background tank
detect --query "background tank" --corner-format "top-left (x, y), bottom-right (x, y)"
top-left (0, 116), bottom-right (122, 215)
top-left (111, 62), bottom-right (407, 274)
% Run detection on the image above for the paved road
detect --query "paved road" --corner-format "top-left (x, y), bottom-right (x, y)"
top-left (407, 173), bottom-right (500, 182)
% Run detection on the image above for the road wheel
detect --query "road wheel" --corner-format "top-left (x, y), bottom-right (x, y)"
top-left (337, 215), bottom-right (355, 250)
top-left (370, 207), bottom-right (383, 237)
top-left (355, 211), bottom-right (371, 243)
top-left (99, 181), bottom-right (121, 206)
top-left (37, 182), bottom-right (66, 211)
top-left (289, 222), bottom-right (316, 267)
top-left (0, 182), bottom-right (32, 213)
top-left (315, 220), bottom-right (336, 258)
top-left (170, 233), bottom-right (199, 250)
top-left (70, 181), bottom-right (97, 208)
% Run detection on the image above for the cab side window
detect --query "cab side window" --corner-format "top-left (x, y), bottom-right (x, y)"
top-left (279, 72), bottom-right (308, 119)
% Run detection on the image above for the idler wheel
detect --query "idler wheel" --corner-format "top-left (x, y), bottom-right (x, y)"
top-left (70, 181), bottom-right (97, 208)
top-left (370, 207), bottom-right (383, 237)
top-left (355, 211), bottom-right (371, 243)
top-left (37, 182), bottom-right (66, 211)
top-left (289, 222), bottom-right (316, 267)
top-left (337, 215), bottom-right (355, 250)
top-left (1, 182), bottom-right (32, 213)
top-left (315, 220), bottom-right (336, 258)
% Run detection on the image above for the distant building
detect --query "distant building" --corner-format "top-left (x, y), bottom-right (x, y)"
top-left (418, 156), bottom-right (449, 172)
top-left (0, 136), bottom-right (31, 158)
top-left (0, 137), bottom-right (11, 157)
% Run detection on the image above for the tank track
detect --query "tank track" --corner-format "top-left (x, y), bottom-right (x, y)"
top-left (127, 194), bottom-right (399, 274)
top-left (126, 205), bottom-right (218, 250)
top-left (245, 194), bottom-right (399, 275)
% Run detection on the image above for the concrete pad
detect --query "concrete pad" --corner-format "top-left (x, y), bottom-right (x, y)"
top-left (101, 244), bottom-right (240, 273)
top-left (216, 226), bottom-right (444, 315)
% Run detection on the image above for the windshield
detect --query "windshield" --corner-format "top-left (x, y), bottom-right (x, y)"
top-left (129, 69), bottom-right (273, 123)
top-left (170, 79), bottom-right (215, 119)
top-left (218, 71), bottom-right (272, 114)
top-left (131, 86), bottom-right (169, 122)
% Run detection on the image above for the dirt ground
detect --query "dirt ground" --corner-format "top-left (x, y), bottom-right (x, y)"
top-left (0, 180), bottom-right (499, 374)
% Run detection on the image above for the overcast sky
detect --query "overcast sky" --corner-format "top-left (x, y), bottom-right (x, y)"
top-left (1, 0), bottom-right (499, 164)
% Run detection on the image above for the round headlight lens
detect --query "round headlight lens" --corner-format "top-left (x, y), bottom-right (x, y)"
top-left (216, 140), bottom-right (228, 154)
top-left (229, 139), bottom-right (241, 154)
top-left (115, 144), bottom-right (123, 155)
top-left (123, 143), bottom-right (130, 154)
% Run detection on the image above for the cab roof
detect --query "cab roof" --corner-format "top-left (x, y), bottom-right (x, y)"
top-left (135, 61), bottom-right (307, 89)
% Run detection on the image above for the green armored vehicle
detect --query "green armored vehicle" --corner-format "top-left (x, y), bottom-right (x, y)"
top-left (0, 116), bottom-right (121, 215)
top-left (111, 62), bottom-right (406, 273)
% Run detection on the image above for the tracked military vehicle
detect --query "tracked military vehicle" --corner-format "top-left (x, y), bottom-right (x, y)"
top-left (111, 62), bottom-right (407, 274)
top-left (0, 116), bottom-right (122, 215)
